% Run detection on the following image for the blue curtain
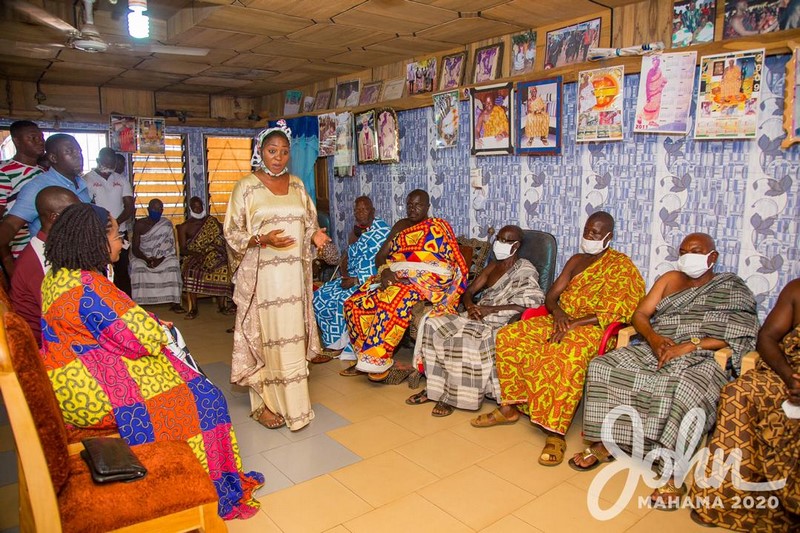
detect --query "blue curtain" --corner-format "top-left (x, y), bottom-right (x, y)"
top-left (269, 116), bottom-right (319, 203)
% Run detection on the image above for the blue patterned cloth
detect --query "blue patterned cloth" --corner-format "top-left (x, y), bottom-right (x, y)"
top-left (313, 219), bottom-right (390, 348)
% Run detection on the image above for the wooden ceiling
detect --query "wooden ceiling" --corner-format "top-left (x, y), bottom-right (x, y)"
top-left (0, 0), bottom-right (640, 97)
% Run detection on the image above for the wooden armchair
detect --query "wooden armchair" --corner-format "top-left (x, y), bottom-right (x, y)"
top-left (0, 302), bottom-right (226, 533)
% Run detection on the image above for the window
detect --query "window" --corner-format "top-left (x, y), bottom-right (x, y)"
top-left (206, 136), bottom-right (252, 221)
top-left (0, 130), bottom-right (106, 174)
top-left (132, 135), bottom-right (186, 224)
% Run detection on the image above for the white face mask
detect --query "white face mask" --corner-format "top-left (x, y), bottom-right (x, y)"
top-left (677, 251), bottom-right (715, 278)
top-left (493, 240), bottom-right (517, 261)
top-left (189, 209), bottom-right (206, 220)
top-left (580, 232), bottom-right (610, 255)
top-left (97, 166), bottom-right (115, 175)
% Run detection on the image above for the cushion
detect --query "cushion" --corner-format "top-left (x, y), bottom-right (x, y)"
top-left (4, 311), bottom-right (70, 493)
top-left (59, 440), bottom-right (218, 533)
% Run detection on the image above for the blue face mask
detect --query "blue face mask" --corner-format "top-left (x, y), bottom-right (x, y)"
top-left (147, 208), bottom-right (162, 222)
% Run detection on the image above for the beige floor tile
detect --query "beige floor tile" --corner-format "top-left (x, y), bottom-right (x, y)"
top-left (480, 515), bottom-right (544, 533)
top-left (0, 425), bottom-right (15, 452)
top-left (624, 507), bottom-right (714, 532)
top-left (331, 450), bottom-right (438, 507)
top-left (0, 483), bottom-right (18, 530)
top-left (513, 483), bottom-right (640, 533)
top-left (478, 442), bottom-right (583, 496)
top-left (395, 429), bottom-right (493, 477)
top-left (313, 373), bottom-right (382, 397)
top-left (225, 509), bottom-right (283, 533)
top-left (259, 475), bottom-right (371, 533)
top-left (448, 414), bottom-right (541, 453)
top-left (327, 416), bottom-right (419, 458)
top-left (308, 380), bottom-right (348, 404)
top-left (322, 526), bottom-right (352, 533)
top-left (418, 465), bottom-right (536, 530)
top-left (344, 493), bottom-right (472, 533)
top-left (566, 459), bottom-right (656, 518)
top-left (321, 390), bottom-right (397, 423)
top-left (382, 400), bottom-right (477, 437)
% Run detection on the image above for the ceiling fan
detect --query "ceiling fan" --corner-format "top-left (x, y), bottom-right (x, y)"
top-left (9, 0), bottom-right (209, 56)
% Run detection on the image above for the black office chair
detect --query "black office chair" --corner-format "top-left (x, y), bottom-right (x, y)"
top-left (518, 229), bottom-right (557, 295)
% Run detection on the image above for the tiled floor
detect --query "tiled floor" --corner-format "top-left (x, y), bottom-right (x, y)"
top-left (0, 301), bottom-right (716, 532)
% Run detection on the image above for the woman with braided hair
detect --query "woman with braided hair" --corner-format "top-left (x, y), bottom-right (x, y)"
top-left (40, 203), bottom-right (264, 520)
top-left (224, 121), bottom-right (331, 431)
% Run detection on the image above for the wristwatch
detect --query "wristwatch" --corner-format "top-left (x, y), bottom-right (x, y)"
top-left (690, 337), bottom-right (702, 351)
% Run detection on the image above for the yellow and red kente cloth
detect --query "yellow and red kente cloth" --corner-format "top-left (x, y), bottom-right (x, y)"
top-left (40, 268), bottom-right (263, 519)
top-left (495, 248), bottom-right (644, 435)
top-left (343, 217), bottom-right (468, 373)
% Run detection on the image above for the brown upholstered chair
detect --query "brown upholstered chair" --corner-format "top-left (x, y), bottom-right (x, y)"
top-left (0, 302), bottom-right (226, 533)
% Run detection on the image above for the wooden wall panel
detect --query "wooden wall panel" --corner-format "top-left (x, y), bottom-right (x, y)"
top-left (210, 95), bottom-right (256, 119)
top-left (100, 88), bottom-right (155, 117)
top-left (611, 0), bottom-right (672, 48)
top-left (155, 92), bottom-right (211, 118)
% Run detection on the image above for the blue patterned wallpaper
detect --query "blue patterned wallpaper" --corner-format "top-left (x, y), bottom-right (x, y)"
top-left (328, 55), bottom-right (800, 319)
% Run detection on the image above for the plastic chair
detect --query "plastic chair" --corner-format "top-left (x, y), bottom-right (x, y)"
top-left (520, 305), bottom-right (624, 355)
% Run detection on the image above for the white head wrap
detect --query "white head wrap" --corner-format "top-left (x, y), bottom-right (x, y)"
top-left (251, 119), bottom-right (292, 170)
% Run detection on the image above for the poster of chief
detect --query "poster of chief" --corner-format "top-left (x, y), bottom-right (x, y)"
top-left (694, 49), bottom-right (764, 140)
top-left (109, 115), bottom-right (136, 153)
top-left (470, 82), bottom-right (514, 156)
top-left (634, 51), bottom-right (697, 134)
top-left (723, 0), bottom-right (800, 39)
top-left (517, 77), bottom-right (562, 155)
top-left (136, 117), bottom-right (166, 154)
top-left (433, 90), bottom-right (460, 149)
top-left (576, 66), bottom-right (624, 142)
top-left (672, 0), bottom-right (716, 48)
top-left (333, 112), bottom-right (355, 177)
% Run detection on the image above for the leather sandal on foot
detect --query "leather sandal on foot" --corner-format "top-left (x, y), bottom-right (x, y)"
top-left (470, 408), bottom-right (520, 428)
top-left (568, 443), bottom-right (615, 471)
top-left (538, 435), bottom-right (567, 467)
top-left (339, 363), bottom-right (366, 377)
top-left (405, 391), bottom-right (431, 405)
top-left (649, 481), bottom-right (685, 511)
top-left (310, 354), bottom-right (333, 364)
top-left (431, 401), bottom-right (454, 417)
top-left (254, 409), bottom-right (285, 430)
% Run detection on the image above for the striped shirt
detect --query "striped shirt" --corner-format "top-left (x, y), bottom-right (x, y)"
top-left (0, 159), bottom-right (43, 257)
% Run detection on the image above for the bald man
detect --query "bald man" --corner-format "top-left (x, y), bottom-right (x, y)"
top-left (574, 233), bottom-right (759, 508)
top-left (10, 186), bottom-right (80, 345)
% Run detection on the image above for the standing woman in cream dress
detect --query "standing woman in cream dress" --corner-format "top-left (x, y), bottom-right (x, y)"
top-left (224, 121), bottom-right (330, 430)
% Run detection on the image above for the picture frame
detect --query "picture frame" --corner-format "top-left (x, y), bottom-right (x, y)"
top-left (355, 109), bottom-right (379, 163)
top-left (672, 0), bottom-right (715, 48)
top-left (376, 108), bottom-right (399, 163)
top-left (723, 0), bottom-right (796, 38)
top-left (335, 79), bottom-right (361, 109)
top-left (302, 96), bottom-right (315, 113)
top-left (473, 43), bottom-right (504, 84)
top-left (283, 89), bottom-right (302, 115)
top-left (109, 115), bottom-right (137, 153)
top-left (313, 89), bottom-right (333, 111)
top-left (469, 82), bottom-right (514, 156)
top-left (433, 90), bottom-right (460, 149)
top-left (782, 42), bottom-right (800, 148)
top-left (439, 52), bottom-right (467, 91)
top-left (381, 77), bottom-right (406, 101)
top-left (406, 57), bottom-right (437, 96)
top-left (359, 81), bottom-right (383, 106)
top-left (577, 66), bottom-right (625, 142)
top-left (510, 30), bottom-right (537, 77)
top-left (517, 77), bottom-right (561, 155)
top-left (333, 112), bottom-right (355, 176)
top-left (544, 17), bottom-right (601, 69)
top-left (318, 112), bottom-right (337, 157)
top-left (136, 117), bottom-right (166, 154)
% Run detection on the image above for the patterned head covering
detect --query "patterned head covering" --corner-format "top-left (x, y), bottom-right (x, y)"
top-left (251, 119), bottom-right (292, 168)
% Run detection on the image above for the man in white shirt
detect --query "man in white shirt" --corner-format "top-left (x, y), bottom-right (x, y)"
top-left (83, 147), bottom-right (135, 295)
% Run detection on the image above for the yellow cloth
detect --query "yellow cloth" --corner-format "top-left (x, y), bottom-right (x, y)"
top-left (525, 97), bottom-right (549, 139)
top-left (484, 106), bottom-right (509, 138)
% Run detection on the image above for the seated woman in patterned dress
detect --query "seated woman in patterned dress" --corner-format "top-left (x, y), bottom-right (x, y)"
top-left (40, 203), bottom-right (263, 520)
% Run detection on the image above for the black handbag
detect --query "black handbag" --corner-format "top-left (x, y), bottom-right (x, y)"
top-left (80, 437), bottom-right (147, 484)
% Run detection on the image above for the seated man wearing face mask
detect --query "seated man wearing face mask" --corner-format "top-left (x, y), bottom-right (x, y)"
top-left (130, 198), bottom-right (184, 311)
top-left (177, 196), bottom-right (234, 319)
top-left (472, 212), bottom-right (645, 469)
top-left (572, 232), bottom-right (759, 507)
top-left (406, 225), bottom-right (544, 417)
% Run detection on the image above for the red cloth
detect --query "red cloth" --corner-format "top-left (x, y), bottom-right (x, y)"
top-left (10, 231), bottom-right (46, 347)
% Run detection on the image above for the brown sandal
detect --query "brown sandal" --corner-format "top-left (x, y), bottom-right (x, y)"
top-left (254, 408), bottom-right (285, 430)
top-left (470, 408), bottom-right (520, 428)
top-left (538, 435), bottom-right (567, 467)
top-left (649, 481), bottom-right (685, 511)
top-left (431, 401), bottom-right (454, 417)
top-left (339, 363), bottom-right (366, 377)
top-left (310, 354), bottom-right (333, 364)
top-left (405, 391), bottom-right (431, 405)
top-left (568, 443), bottom-right (615, 472)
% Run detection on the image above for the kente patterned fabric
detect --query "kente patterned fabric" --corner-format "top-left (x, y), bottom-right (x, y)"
top-left (495, 248), bottom-right (644, 435)
top-left (224, 174), bottom-right (321, 431)
top-left (583, 272), bottom-right (759, 458)
top-left (40, 268), bottom-right (263, 519)
top-left (690, 323), bottom-right (800, 531)
top-left (130, 217), bottom-right (182, 305)
top-left (343, 217), bottom-right (468, 373)
top-left (416, 258), bottom-right (544, 410)
top-left (181, 216), bottom-right (233, 297)
top-left (312, 218), bottom-right (390, 349)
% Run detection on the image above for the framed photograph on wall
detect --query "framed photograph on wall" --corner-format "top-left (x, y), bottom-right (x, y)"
top-left (313, 89), bottom-right (333, 111)
top-left (334, 112), bottom-right (355, 177)
top-left (318, 112), bottom-right (337, 157)
top-left (722, 0), bottom-right (795, 38)
top-left (672, 0), bottom-right (715, 48)
top-left (109, 115), bottom-right (136, 153)
top-left (439, 52), bottom-right (467, 91)
top-left (510, 30), bottom-right (537, 76)
top-left (355, 109), bottom-right (379, 163)
top-left (136, 117), bottom-right (166, 154)
top-left (470, 82), bottom-right (514, 156)
top-left (381, 77), bottom-right (406, 101)
top-left (782, 43), bottom-right (800, 148)
top-left (359, 81), bottom-right (383, 106)
top-left (517, 77), bottom-right (561, 155)
top-left (335, 79), bottom-right (361, 108)
top-left (544, 17), bottom-right (600, 69)
top-left (302, 96), bottom-right (315, 113)
top-left (376, 108), bottom-right (399, 163)
top-left (473, 43), bottom-right (504, 84)
top-left (433, 90), bottom-right (460, 149)
top-left (406, 57), bottom-right (437, 96)
top-left (283, 89), bottom-right (302, 115)
top-left (577, 66), bottom-right (624, 142)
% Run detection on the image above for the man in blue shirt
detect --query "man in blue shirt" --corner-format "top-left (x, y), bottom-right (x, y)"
top-left (0, 133), bottom-right (90, 277)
